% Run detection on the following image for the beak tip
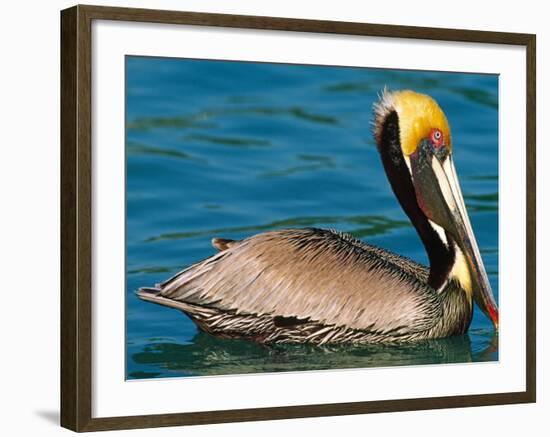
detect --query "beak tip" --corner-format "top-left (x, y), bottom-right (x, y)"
top-left (489, 306), bottom-right (499, 331)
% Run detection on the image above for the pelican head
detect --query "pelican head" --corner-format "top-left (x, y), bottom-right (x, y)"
top-left (373, 89), bottom-right (499, 329)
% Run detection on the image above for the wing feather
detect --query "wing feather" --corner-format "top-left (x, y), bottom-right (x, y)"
top-left (157, 228), bottom-right (442, 335)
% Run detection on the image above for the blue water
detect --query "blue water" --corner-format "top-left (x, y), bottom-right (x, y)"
top-left (125, 56), bottom-right (499, 379)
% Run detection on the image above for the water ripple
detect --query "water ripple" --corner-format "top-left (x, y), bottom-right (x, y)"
top-left (464, 192), bottom-right (498, 212)
top-left (185, 134), bottom-right (271, 148)
top-left (322, 79), bottom-right (498, 109)
top-left (128, 106), bottom-right (339, 132)
top-left (127, 266), bottom-right (176, 275)
top-left (127, 141), bottom-right (202, 161)
top-left (450, 86), bottom-right (498, 109)
top-left (144, 215), bottom-right (410, 243)
top-left (323, 81), bottom-right (373, 93)
top-left (261, 155), bottom-right (336, 177)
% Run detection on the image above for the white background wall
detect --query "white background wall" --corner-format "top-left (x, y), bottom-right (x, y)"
top-left (0, 0), bottom-right (546, 435)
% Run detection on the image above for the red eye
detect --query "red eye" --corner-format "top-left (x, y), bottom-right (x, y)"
top-left (430, 128), bottom-right (444, 148)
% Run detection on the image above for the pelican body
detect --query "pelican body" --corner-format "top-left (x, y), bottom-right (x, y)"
top-left (138, 90), bottom-right (499, 344)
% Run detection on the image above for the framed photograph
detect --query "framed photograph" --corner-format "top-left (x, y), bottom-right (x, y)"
top-left (60, 4), bottom-right (536, 432)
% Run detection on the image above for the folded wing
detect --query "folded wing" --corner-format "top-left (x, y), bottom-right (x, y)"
top-left (154, 228), bottom-right (442, 336)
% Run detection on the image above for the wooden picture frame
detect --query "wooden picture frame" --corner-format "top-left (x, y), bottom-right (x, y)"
top-left (60, 4), bottom-right (536, 432)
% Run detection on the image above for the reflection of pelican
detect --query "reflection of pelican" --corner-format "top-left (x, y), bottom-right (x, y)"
top-left (130, 331), bottom-right (498, 378)
top-left (138, 90), bottom-right (499, 344)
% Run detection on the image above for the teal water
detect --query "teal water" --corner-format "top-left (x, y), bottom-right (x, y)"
top-left (125, 56), bottom-right (499, 379)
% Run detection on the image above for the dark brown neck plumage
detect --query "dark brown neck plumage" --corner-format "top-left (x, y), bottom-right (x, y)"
top-left (378, 110), bottom-right (455, 291)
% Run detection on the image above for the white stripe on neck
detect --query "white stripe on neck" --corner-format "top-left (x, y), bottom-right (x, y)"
top-left (428, 219), bottom-right (448, 248)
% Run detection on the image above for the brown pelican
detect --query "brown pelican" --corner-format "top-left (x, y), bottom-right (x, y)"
top-left (138, 89), bottom-right (499, 344)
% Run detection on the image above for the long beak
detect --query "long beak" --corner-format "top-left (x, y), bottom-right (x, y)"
top-left (410, 146), bottom-right (499, 329)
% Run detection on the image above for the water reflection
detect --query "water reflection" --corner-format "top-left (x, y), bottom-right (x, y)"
top-left (129, 331), bottom-right (498, 379)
